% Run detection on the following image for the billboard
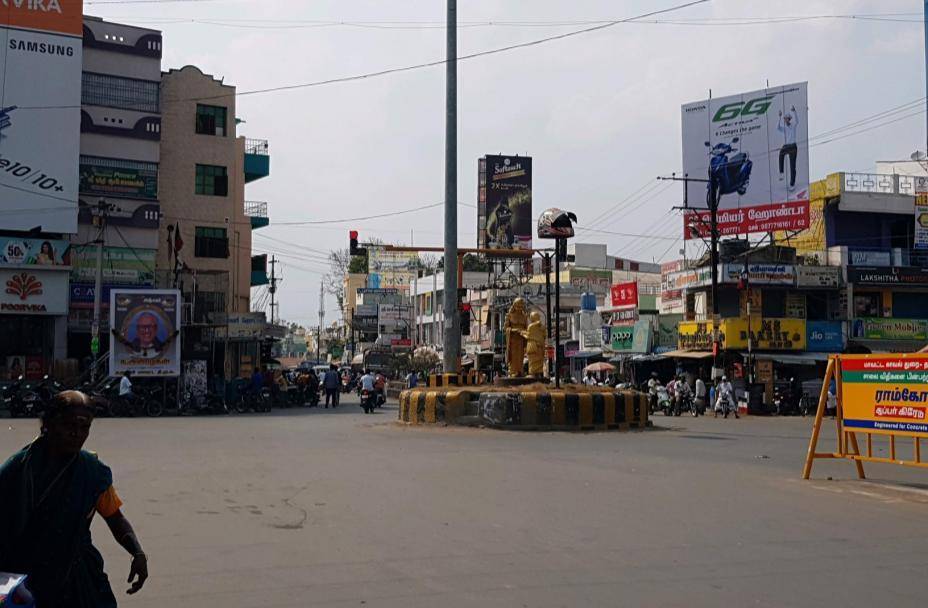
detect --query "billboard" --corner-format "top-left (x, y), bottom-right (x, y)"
top-left (840, 355), bottom-right (928, 437)
top-left (0, 268), bottom-right (68, 315)
top-left (71, 246), bottom-right (155, 286)
top-left (479, 155), bottom-right (532, 251)
top-left (109, 289), bottom-right (181, 377)
top-left (682, 82), bottom-right (809, 238)
top-left (0, 237), bottom-right (70, 266)
top-left (367, 248), bottom-right (418, 291)
top-left (79, 160), bottom-right (158, 200)
top-left (610, 281), bottom-right (638, 308)
top-left (916, 200), bottom-right (928, 250)
top-left (0, 1), bottom-right (83, 233)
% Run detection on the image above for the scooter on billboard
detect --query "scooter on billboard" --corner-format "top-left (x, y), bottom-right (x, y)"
top-left (705, 137), bottom-right (753, 207)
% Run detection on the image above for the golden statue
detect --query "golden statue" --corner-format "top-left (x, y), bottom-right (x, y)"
top-left (523, 310), bottom-right (546, 377)
top-left (504, 298), bottom-right (528, 376)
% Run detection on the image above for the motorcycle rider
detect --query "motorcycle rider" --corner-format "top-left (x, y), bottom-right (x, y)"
top-left (647, 372), bottom-right (661, 413)
top-left (694, 376), bottom-right (707, 415)
top-left (715, 376), bottom-right (737, 418)
top-left (674, 375), bottom-right (692, 415)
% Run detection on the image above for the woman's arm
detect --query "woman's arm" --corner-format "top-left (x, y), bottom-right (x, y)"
top-left (104, 510), bottom-right (148, 594)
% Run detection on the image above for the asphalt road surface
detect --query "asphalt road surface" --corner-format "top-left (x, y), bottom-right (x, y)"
top-left (3, 395), bottom-right (927, 607)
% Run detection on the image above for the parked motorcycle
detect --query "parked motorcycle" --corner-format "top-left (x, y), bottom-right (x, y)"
top-left (182, 390), bottom-right (228, 415)
top-left (692, 396), bottom-right (706, 417)
top-left (773, 384), bottom-right (802, 416)
top-left (706, 136), bottom-right (753, 207)
top-left (4, 376), bottom-right (40, 418)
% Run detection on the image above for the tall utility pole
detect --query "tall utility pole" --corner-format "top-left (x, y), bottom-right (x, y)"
top-left (924, 1), bottom-right (927, 158)
top-left (317, 282), bottom-right (325, 363)
top-left (442, 0), bottom-right (459, 373)
top-left (91, 198), bottom-right (112, 382)
top-left (268, 255), bottom-right (279, 324)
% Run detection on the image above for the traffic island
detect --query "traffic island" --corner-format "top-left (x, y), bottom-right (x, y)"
top-left (398, 383), bottom-right (650, 431)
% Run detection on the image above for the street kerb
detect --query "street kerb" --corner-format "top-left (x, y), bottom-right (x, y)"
top-left (399, 386), bottom-right (650, 431)
top-left (803, 354), bottom-right (928, 480)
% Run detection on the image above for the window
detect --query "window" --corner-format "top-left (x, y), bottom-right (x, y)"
top-left (195, 164), bottom-right (228, 196)
top-left (761, 290), bottom-right (786, 318)
top-left (195, 104), bottom-right (228, 136)
top-left (194, 227), bottom-right (228, 258)
top-left (81, 72), bottom-right (160, 113)
top-left (892, 292), bottom-right (924, 318)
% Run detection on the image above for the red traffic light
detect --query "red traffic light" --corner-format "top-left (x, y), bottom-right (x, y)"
top-left (460, 303), bottom-right (472, 312)
top-left (349, 230), bottom-right (358, 240)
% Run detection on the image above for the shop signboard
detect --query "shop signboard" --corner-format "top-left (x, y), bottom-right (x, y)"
top-left (849, 250), bottom-right (892, 266)
top-left (479, 155), bottom-right (533, 251)
top-left (775, 197), bottom-right (825, 259)
top-left (806, 320), bottom-right (845, 352)
top-left (721, 263), bottom-right (794, 285)
top-left (0, 268), bottom-right (69, 315)
top-left (226, 312), bottom-right (266, 339)
top-left (610, 281), bottom-right (638, 308)
top-left (568, 268), bottom-right (612, 291)
top-left (847, 266), bottom-right (928, 286)
top-left (610, 326), bottom-right (634, 351)
top-left (731, 318), bottom-right (806, 350)
top-left (0, 0), bottom-right (83, 233)
top-left (916, 200), bottom-right (928, 250)
top-left (71, 246), bottom-right (155, 286)
top-left (796, 266), bottom-right (841, 288)
top-left (79, 161), bottom-right (158, 200)
top-left (355, 304), bottom-right (378, 317)
top-left (0, 237), bottom-right (70, 267)
top-left (678, 321), bottom-right (715, 350)
top-left (840, 355), bottom-right (928, 437)
top-left (851, 318), bottom-right (928, 341)
top-left (658, 314), bottom-right (683, 349)
top-left (611, 308), bottom-right (639, 325)
top-left (682, 82), bottom-right (810, 238)
top-left (109, 289), bottom-right (181, 377)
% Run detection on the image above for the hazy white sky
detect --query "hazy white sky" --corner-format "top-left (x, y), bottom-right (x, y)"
top-left (92, 0), bottom-right (928, 325)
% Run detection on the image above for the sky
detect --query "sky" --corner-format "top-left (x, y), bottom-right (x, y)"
top-left (90, 0), bottom-right (928, 326)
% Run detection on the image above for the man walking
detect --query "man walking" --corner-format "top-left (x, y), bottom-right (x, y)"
top-left (777, 105), bottom-right (799, 192)
top-left (323, 364), bottom-right (340, 409)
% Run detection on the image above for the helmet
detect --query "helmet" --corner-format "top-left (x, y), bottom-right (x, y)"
top-left (721, 376), bottom-right (728, 381)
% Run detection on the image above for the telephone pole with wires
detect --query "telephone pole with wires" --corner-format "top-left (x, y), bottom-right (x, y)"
top-left (317, 282), bottom-right (325, 364)
top-left (91, 198), bottom-right (115, 382)
top-left (268, 255), bottom-right (279, 325)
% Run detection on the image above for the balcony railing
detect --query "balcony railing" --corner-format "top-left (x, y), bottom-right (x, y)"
top-left (244, 138), bottom-right (269, 156)
top-left (842, 172), bottom-right (926, 196)
top-left (244, 201), bottom-right (268, 218)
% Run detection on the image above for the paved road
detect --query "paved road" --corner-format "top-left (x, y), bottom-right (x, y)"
top-left (3, 396), bottom-right (927, 607)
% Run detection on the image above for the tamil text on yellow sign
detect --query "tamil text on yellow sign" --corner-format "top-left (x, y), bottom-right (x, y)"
top-left (840, 355), bottom-right (928, 438)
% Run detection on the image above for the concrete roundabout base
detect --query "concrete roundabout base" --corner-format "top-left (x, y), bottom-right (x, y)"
top-left (398, 385), bottom-right (650, 431)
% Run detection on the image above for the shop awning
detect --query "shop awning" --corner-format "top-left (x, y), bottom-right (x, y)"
top-left (662, 349), bottom-right (713, 359)
top-left (746, 352), bottom-right (830, 365)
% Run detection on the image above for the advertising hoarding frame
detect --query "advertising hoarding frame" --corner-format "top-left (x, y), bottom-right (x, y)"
top-left (108, 288), bottom-right (181, 377)
top-left (804, 355), bottom-right (928, 481)
top-left (682, 82), bottom-right (810, 238)
top-left (479, 155), bottom-right (533, 252)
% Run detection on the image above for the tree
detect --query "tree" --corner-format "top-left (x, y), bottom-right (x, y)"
top-left (325, 238), bottom-right (384, 317)
top-left (435, 253), bottom-right (487, 272)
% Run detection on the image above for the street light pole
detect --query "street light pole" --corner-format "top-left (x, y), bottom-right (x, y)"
top-left (91, 198), bottom-right (110, 382)
top-left (442, 0), bottom-right (460, 374)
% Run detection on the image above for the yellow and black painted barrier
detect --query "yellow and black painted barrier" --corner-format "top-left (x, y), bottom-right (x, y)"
top-left (399, 387), bottom-right (649, 431)
top-left (427, 373), bottom-right (461, 388)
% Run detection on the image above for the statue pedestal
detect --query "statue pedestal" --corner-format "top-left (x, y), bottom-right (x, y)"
top-left (493, 376), bottom-right (549, 387)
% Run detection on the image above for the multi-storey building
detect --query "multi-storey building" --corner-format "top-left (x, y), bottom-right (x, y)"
top-left (68, 16), bottom-right (163, 359)
top-left (157, 65), bottom-right (271, 380)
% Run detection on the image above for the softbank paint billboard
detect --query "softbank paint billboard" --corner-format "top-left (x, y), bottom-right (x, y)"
top-left (0, 0), bottom-right (83, 233)
top-left (681, 82), bottom-right (809, 238)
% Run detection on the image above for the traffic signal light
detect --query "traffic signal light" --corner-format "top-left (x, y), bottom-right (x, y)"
top-left (460, 302), bottom-right (472, 336)
top-left (349, 230), bottom-right (366, 257)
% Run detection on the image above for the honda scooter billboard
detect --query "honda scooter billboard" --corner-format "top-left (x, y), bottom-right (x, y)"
top-left (681, 82), bottom-right (809, 238)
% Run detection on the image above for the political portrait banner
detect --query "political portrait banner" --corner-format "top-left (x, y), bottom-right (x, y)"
top-left (109, 289), bottom-right (181, 377)
top-left (682, 82), bottom-right (809, 238)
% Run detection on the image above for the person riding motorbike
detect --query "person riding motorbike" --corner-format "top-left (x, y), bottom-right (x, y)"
top-left (714, 376), bottom-right (737, 418)
top-left (647, 372), bottom-right (661, 412)
top-left (674, 376), bottom-right (692, 415)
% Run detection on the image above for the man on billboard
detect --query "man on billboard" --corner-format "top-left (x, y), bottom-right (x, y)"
top-left (129, 312), bottom-right (166, 354)
top-left (777, 106), bottom-right (799, 192)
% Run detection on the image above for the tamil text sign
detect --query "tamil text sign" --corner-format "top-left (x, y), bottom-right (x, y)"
top-left (841, 355), bottom-right (928, 437)
top-left (917, 200), bottom-right (928, 250)
top-left (0, 0), bottom-right (83, 233)
top-left (109, 289), bottom-right (181, 377)
top-left (682, 82), bottom-right (810, 238)
top-left (79, 160), bottom-right (158, 200)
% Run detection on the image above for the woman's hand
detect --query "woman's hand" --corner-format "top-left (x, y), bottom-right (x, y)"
top-left (127, 553), bottom-right (148, 594)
